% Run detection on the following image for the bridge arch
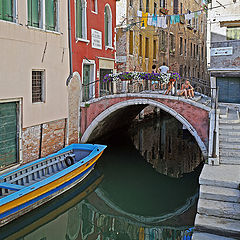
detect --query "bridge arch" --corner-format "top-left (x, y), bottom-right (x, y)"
top-left (81, 99), bottom-right (208, 157)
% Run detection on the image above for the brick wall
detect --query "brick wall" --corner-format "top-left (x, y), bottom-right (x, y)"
top-left (22, 119), bottom-right (66, 164)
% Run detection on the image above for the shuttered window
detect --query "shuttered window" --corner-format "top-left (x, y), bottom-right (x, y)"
top-left (76, 0), bottom-right (83, 38)
top-left (0, 0), bottom-right (13, 22)
top-left (45, 0), bottom-right (57, 31)
top-left (104, 5), bottom-right (112, 47)
top-left (0, 102), bottom-right (18, 168)
top-left (28, 0), bottom-right (40, 27)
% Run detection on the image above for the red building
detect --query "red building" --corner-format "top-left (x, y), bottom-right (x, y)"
top-left (70, 0), bottom-right (117, 100)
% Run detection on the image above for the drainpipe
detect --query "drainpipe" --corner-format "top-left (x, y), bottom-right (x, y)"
top-left (66, 0), bottom-right (73, 86)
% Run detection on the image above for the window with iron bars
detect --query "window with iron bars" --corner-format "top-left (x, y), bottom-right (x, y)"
top-left (32, 70), bottom-right (45, 103)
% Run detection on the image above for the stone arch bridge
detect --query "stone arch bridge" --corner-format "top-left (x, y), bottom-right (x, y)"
top-left (79, 93), bottom-right (211, 158)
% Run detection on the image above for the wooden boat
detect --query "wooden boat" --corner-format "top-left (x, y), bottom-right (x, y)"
top-left (0, 143), bottom-right (107, 227)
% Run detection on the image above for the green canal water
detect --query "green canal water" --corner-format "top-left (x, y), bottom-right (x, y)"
top-left (0, 111), bottom-right (204, 240)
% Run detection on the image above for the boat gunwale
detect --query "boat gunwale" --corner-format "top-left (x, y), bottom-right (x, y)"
top-left (0, 144), bottom-right (106, 207)
top-left (0, 144), bottom-right (105, 179)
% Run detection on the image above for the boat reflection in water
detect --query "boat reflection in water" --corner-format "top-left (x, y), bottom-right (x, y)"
top-left (2, 168), bottom-right (194, 240)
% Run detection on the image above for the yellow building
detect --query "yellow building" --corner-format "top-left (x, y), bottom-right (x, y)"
top-left (116, 0), bottom-right (208, 80)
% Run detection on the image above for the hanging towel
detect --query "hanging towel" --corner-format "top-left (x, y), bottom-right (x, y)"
top-left (170, 15), bottom-right (175, 24)
top-left (162, 16), bottom-right (167, 28)
top-left (148, 13), bottom-right (153, 26)
top-left (137, 10), bottom-right (142, 17)
top-left (152, 14), bottom-right (158, 26)
top-left (157, 15), bottom-right (161, 27)
top-left (175, 15), bottom-right (180, 23)
top-left (141, 12), bottom-right (148, 28)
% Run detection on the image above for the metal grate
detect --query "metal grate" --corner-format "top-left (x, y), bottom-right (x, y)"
top-left (32, 71), bottom-right (43, 103)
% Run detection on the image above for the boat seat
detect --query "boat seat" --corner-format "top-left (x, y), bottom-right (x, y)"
top-left (0, 182), bottom-right (25, 191)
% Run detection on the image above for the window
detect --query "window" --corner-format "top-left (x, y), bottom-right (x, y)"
top-left (180, 2), bottom-right (183, 14)
top-left (130, 0), bottom-right (133, 7)
top-left (45, 0), bottom-right (58, 31)
top-left (173, 0), bottom-right (178, 14)
top-left (160, 0), bottom-right (165, 8)
top-left (184, 39), bottom-right (187, 56)
top-left (227, 27), bottom-right (240, 40)
top-left (153, 39), bottom-right (157, 59)
top-left (0, 0), bottom-right (17, 22)
top-left (32, 70), bottom-right (45, 103)
top-left (145, 37), bottom-right (149, 58)
top-left (129, 30), bottom-right (133, 55)
top-left (190, 42), bottom-right (192, 58)
top-left (27, 0), bottom-right (58, 31)
top-left (146, 0), bottom-right (149, 13)
top-left (154, 2), bottom-right (157, 15)
top-left (194, 44), bottom-right (196, 58)
top-left (170, 33), bottom-right (175, 53)
top-left (91, 0), bottom-right (97, 13)
top-left (28, 0), bottom-right (41, 27)
top-left (139, 0), bottom-right (143, 11)
top-left (180, 37), bottom-right (183, 55)
top-left (104, 5), bottom-right (112, 47)
top-left (76, 0), bottom-right (87, 39)
top-left (139, 34), bottom-right (143, 56)
top-left (201, 45), bottom-right (204, 61)
top-left (160, 30), bottom-right (166, 51)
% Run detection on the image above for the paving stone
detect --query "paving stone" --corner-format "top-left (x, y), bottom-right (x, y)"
top-left (198, 198), bottom-right (240, 220)
top-left (195, 214), bottom-right (240, 239)
top-left (199, 164), bottom-right (240, 189)
top-left (200, 185), bottom-right (240, 203)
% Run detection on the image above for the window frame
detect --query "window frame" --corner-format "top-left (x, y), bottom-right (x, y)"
top-left (0, 0), bottom-right (17, 23)
top-left (75, 0), bottom-right (88, 41)
top-left (104, 4), bottom-right (112, 48)
top-left (91, 0), bottom-right (98, 13)
top-left (32, 70), bottom-right (46, 104)
top-left (27, 0), bottom-right (59, 32)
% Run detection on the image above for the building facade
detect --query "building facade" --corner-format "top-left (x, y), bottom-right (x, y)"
top-left (70, 0), bottom-right (117, 100)
top-left (0, 1), bottom-right (70, 169)
top-left (116, 0), bottom-right (208, 82)
top-left (207, 0), bottom-right (240, 103)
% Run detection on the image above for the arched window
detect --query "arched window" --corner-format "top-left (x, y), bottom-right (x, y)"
top-left (104, 5), bottom-right (112, 47)
top-left (76, 0), bottom-right (87, 39)
top-left (91, 0), bottom-right (97, 13)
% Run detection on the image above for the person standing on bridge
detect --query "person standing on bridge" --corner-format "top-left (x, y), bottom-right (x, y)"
top-left (159, 62), bottom-right (170, 91)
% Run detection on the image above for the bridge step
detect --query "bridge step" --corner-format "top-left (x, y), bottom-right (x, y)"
top-left (220, 149), bottom-right (240, 157)
top-left (219, 136), bottom-right (240, 142)
top-left (198, 198), bottom-right (240, 220)
top-left (219, 130), bottom-right (240, 136)
top-left (220, 157), bottom-right (240, 165)
top-left (195, 214), bottom-right (240, 239)
top-left (219, 123), bottom-right (240, 130)
top-left (193, 232), bottom-right (236, 240)
top-left (219, 119), bottom-right (240, 124)
top-left (199, 164), bottom-right (240, 189)
top-left (200, 185), bottom-right (240, 203)
top-left (219, 142), bottom-right (240, 150)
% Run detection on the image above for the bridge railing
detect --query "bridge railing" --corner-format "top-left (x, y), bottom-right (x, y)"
top-left (82, 75), bottom-right (212, 101)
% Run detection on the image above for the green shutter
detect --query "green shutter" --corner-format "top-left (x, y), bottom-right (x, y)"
top-left (45, 0), bottom-right (56, 31)
top-left (0, 102), bottom-right (18, 167)
top-left (0, 0), bottom-right (13, 22)
top-left (76, 0), bottom-right (82, 38)
top-left (104, 8), bottom-right (108, 46)
top-left (28, 0), bottom-right (39, 27)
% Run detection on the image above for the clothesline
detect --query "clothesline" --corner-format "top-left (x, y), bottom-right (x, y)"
top-left (137, 10), bottom-right (203, 29)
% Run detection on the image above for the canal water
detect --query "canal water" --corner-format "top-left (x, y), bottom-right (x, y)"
top-left (0, 110), bottom-right (204, 240)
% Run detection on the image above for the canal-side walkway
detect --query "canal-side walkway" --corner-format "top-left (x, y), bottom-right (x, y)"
top-left (193, 105), bottom-right (240, 240)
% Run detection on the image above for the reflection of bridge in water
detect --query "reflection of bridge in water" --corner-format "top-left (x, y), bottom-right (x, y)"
top-left (2, 170), bottom-right (195, 240)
